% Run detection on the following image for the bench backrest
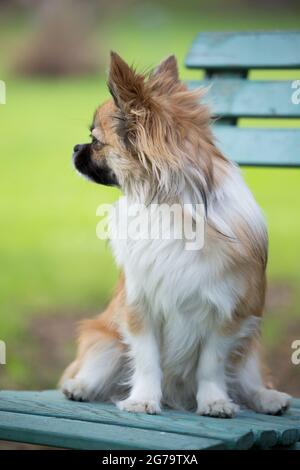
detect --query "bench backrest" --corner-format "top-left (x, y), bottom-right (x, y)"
top-left (185, 32), bottom-right (300, 167)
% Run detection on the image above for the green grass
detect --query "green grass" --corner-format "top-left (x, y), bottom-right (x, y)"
top-left (0, 5), bottom-right (300, 384)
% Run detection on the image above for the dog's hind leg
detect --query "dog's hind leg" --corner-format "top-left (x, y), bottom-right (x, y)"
top-left (234, 342), bottom-right (291, 415)
top-left (60, 316), bottom-right (124, 402)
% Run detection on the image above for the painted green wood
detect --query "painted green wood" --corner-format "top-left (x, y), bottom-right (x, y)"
top-left (289, 443), bottom-right (300, 450)
top-left (286, 407), bottom-right (300, 416)
top-left (0, 390), bottom-right (253, 450)
top-left (236, 411), bottom-right (300, 447)
top-left (185, 32), bottom-right (300, 70)
top-left (213, 127), bottom-right (300, 167)
top-left (166, 406), bottom-right (300, 448)
top-left (1, 391), bottom-right (299, 450)
top-left (291, 399), bottom-right (300, 409)
top-left (0, 410), bottom-right (223, 450)
top-left (187, 79), bottom-right (300, 118)
top-left (0, 390), bottom-right (298, 449)
top-left (164, 408), bottom-right (277, 449)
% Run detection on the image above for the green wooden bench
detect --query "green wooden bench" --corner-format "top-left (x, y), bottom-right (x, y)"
top-left (1, 31), bottom-right (300, 450)
top-left (186, 31), bottom-right (300, 167)
top-left (0, 391), bottom-right (299, 450)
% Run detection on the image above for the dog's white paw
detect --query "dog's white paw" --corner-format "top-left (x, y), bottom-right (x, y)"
top-left (197, 399), bottom-right (239, 418)
top-left (62, 378), bottom-right (92, 402)
top-left (252, 389), bottom-right (291, 415)
top-left (117, 398), bottom-right (161, 414)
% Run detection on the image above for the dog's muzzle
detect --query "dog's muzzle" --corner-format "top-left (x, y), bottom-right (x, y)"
top-left (72, 143), bottom-right (119, 187)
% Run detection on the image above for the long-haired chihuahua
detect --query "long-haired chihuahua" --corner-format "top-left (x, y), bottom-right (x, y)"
top-left (60, 53), bottom-right (290, 417)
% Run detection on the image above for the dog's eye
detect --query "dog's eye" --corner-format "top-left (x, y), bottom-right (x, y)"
top-left (90, 135), bottom-right (106, 147)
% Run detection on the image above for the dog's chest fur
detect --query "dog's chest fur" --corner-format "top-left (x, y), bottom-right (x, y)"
top-left (108, 168), bottom-right (265, 408)
top-left (111, 204), bottom-right (241, 322)
top-left (109, 168), bottom-right (263, 330)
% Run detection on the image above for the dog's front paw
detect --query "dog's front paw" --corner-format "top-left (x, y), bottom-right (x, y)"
top-left (117, 398), bottom-right (161, 414)
top-left (197, 399), bottom-right (239, 418)
top-left (252, 389), bottom-right (291, 415)
top-left (62, 378), bottom-right (92, 402)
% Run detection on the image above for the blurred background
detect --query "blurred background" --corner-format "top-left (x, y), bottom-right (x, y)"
top-left (0, 0), bottom-right (300, 397)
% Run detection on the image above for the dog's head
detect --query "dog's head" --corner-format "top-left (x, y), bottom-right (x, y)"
top-left (73, 52), bottom-right (213, 202)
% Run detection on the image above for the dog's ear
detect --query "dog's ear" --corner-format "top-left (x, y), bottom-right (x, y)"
top-left (108, 52), bottom-right (148, 111)
top-left (151, 55), bottom-right (179, 81)
top-left (148, 55), bottom-right (180, 97)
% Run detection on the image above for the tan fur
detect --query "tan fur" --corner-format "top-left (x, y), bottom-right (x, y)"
top-left (88, 52), bottom-right (229, 204)
top-left (61, 277), bottom-right (124, 381)
top-left (62, 52), bottom-right (266, 386)
top-left (61, 53), bottom-right (289, 416)
top-left (125, 307), bottom-right (145, 336)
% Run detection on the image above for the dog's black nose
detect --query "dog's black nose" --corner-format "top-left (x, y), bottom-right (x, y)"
top-left (73, 144), bottom-right (82, 153)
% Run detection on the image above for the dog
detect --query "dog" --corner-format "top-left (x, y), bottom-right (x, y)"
top-left (61, 52), bottom-right (290, 417)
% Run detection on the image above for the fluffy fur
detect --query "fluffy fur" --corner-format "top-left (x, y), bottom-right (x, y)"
top-left (61, 52), bottom-right (290, 417)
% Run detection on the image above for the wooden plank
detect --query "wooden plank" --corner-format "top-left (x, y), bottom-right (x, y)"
top-left (291, 399), bottom-right (300, 409)
top-left (185, 32), bottom-right (300, 70)
top-left (270, 407), bottom-right (300, 435)
top-left (236, 411), bottom-right (300, 447)
top-left (164, 408), bottom-right (277, 449)
top-left (286, 407), bottom-right (300, 419)
top-left (0, 410), bottom-right (223, 450)
top-left (213, 127), bottom-right (300, 167)
top-left (290, 443), bottom-right (300, 450)
top-left (0, 391), bottom-right (253, 450)
top-left (0, 391), bottom-right (298, 450)
top-left (187, 79), bottom-right (300, 118)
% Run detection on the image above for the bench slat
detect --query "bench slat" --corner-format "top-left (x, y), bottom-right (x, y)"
top-left (187, 79), bottom-right (300, 118)
top-left (214, 127), bottom-right (300, 166)
top-left (236, 411), bottom-right (300, 446)
top-left (291, 399), bottom-right (300, 409)
top-left (1, 391), bottom-right (300, 450)
top-left (0, 390), bottom-right (253, 450)
top-left (165, 404), bottom-right (300, 449)
top-left (185, 32), bottom-right (300, 70)
top-left (0, 410), bottom-right (223, 450)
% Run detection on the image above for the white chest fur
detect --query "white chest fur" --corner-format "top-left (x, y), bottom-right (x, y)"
top-left (109, 184), bottom-right (252, 328)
